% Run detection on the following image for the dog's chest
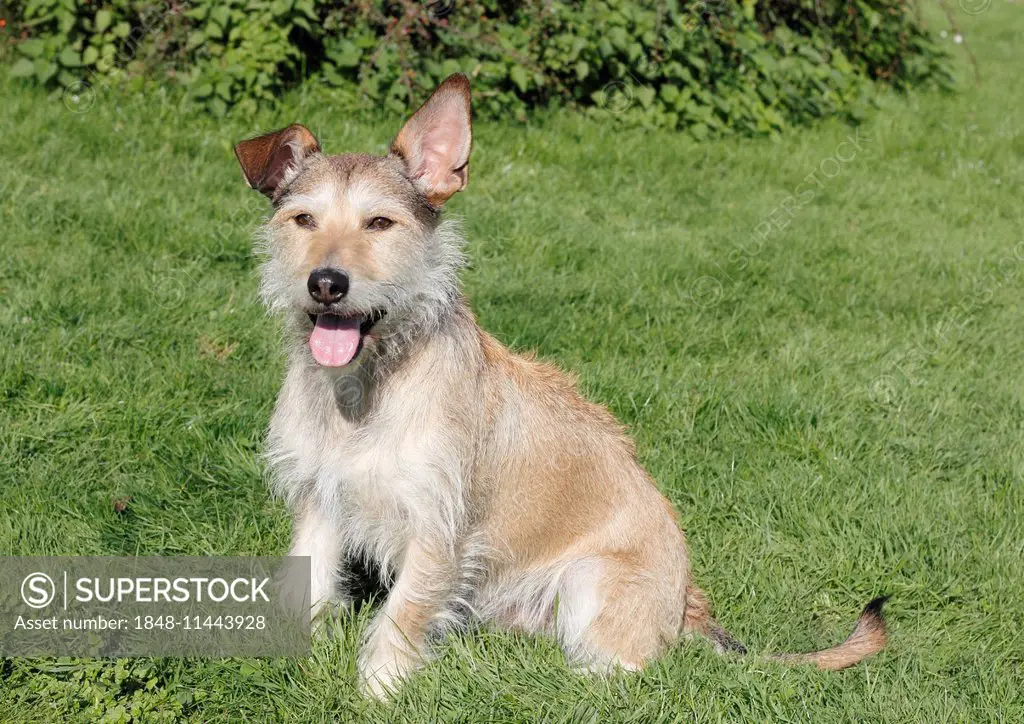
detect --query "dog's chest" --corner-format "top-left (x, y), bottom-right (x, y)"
top-left (321, 422), bottom-right (431, 510)
top-left (269, 379), bottom-right (458, 561)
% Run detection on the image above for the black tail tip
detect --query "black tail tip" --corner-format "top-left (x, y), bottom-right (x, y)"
top-left (709, 625), bottom-right (747, 655)
top-left (861, 595), bottom-right (890, 618)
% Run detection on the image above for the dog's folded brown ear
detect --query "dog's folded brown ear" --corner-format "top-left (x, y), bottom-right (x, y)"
top-left (234, 124), bottom-right (321, 199)
top-left (391, 73), bottom-right (472, 208)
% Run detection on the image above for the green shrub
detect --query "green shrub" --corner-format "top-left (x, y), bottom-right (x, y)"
top-left (1, 0), bottom-right (952, 137)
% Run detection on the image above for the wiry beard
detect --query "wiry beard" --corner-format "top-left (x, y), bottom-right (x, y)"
top-left (254, 218), bottom-right (467, 396)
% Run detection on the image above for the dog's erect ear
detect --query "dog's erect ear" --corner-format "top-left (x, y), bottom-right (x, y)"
top-left (234, 124), bottom-right (320, 198)
top-left (391, 73), bottom-right (472, 208)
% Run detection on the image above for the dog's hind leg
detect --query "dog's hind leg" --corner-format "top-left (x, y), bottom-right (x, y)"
top-left (554, 552), bottom-right (686, 672)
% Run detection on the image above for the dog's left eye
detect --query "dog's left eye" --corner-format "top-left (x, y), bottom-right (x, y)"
top-left (366, 216), bottom-right (394, 232)
top-left (293, 213), bottom-right (316, 229)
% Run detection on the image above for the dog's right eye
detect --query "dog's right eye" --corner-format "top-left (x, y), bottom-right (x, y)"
top-left (293, 213), bottom-right (316, 229)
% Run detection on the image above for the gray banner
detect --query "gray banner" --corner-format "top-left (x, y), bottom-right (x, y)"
top-left (0, 557), bottom-right (310, 657)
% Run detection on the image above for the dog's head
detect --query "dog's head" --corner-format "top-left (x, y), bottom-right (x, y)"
top-left (234, 74), bottom-right (471, 369)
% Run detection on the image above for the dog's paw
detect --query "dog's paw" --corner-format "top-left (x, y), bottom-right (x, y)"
top-left (358, 655), bottom-right (409, 700)
top-left (357, 636), bottom-right (420, 700)
top-left (309, 602), bottom-right (346, 640)
top-left (358, 664), bottom-right (401, 701)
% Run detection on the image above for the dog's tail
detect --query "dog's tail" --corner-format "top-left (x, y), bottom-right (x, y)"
top-left (683, 585), bottom-right (888, 671)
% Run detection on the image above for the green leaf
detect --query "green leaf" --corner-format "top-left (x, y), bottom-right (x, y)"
top-left (57, 9), bottom-right (75, 34)
top-left (608, 27), bottom-right (628, 51)
top-left (10, 58), bottom-right (36, 78)
top-left (33, 59), bottom-right (58, 84)
top-left (509, 65), bottom-right (529, 93)
top-left (59, 47), bottom-right (82, 68)
top-left (210, 6), bottom-right (231, 28)
top-left (329, 40), bottom-right (361, 68)
top-left (94, 9), bottom-right (112, 34)
top-left (689, 122), bottom-right (709, 140)
top-left (82, 46), bottom-right (99, 66)
top-left (19, 39), bottom-right (46, 59)
top-left (635, 85), bottom-right (656, 108)
top-left (186, 31), bottom-right (206, 50)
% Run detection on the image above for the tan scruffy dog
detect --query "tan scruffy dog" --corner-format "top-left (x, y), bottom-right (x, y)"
top-left (234, 74), bottom-right (887, 698)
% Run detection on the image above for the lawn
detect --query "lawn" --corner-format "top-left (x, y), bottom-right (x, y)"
top-left (1, 4), bottom-right (1022, 722)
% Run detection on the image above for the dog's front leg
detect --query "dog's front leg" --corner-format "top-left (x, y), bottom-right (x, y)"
top-left (287, 500), bottom-right (346, 620)
top-left (359, 537), bottom-right (455, 698)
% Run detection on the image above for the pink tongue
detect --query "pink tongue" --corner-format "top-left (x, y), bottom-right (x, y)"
top-left (309, 314), bottom-right (362, 367)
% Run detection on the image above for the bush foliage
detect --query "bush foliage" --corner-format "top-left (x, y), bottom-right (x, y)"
top-left (2, 0), bottom-right (951, 136)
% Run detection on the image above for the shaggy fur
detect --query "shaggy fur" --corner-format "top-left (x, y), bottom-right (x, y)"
top-left (234, 74), bottom-right (888, 698)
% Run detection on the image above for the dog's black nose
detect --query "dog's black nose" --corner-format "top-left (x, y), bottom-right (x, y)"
top-left (307, 268), bottom-right (349, 304)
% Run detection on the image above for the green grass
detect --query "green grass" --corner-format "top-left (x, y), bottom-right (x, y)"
top-left (2, 6), bottom-right (1023, 722)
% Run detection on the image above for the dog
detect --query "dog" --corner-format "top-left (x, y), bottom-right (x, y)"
top-left (233, 73), bottom-right (887, 698)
